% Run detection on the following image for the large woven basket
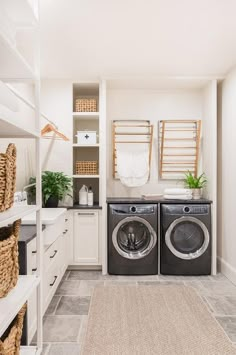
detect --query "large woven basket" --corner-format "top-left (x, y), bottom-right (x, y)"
top-left (0, 219), bottom-right (20, 298)
top-left (0, 144), bottom-right (17, 212)
top-left (76, 161), bottom-right (98, 175)
top-left (0, 303), bottom-right (26, 355)
top-left (75, 98), bottom-right (97, 112)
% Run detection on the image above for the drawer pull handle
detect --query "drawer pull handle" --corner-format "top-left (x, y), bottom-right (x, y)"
top-left (50, 276), bottom-right (58, 287)
top-left (63, 229), bottom-right (68, 234)
top-left (50, 250), bottom-right (58, 259)
top-left (32, 268), bottom-right (37, 272)
top-left (32, 250), bottom-right (37, 254)
top-left (78, 213), bottom-right (95, 216)
top-left (65, 218), bottom-right (68, 222)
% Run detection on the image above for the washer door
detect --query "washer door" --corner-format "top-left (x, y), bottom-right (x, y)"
top-left (165, 216), bottom-right (209, 260)
top-left (112, 216), bottom-right (157, 259)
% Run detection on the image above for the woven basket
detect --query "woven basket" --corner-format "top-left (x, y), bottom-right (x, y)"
top-left (0, 144), bottom-right (17, 212)
top-left (75, 98), bottom-right (97, 112)
top-left (0, 219), bottom-right (20, 298)
top-left (76, 161), bottom-right (98, 175)
top-left (0, 303), bottom-right (26, 355)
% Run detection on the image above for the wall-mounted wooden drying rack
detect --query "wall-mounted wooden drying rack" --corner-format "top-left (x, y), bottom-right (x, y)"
top-left (159, 120), bottom-right (201, 179)
top-left (112, 120), bottom-right (153, 179)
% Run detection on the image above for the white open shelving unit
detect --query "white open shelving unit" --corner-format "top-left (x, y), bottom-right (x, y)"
top-left (72, 83), bottom-right (102, 205)
top-left (71, 81), bottom-right (107, 272)
top-left (0, 1), bottom-right (42, 354)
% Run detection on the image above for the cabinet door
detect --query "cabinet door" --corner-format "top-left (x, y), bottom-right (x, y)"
top-left (26, 239), bottom-right (37, 344)
top-left (74, 211), bottom-right (99, 264)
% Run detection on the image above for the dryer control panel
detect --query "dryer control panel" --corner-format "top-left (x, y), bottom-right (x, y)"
top-left (163, 204), bottom-right (210, 215)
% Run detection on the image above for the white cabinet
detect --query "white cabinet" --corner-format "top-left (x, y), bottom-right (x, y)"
top-left (73, 210), bottom-right (99, 264)
top-left (25, 213), bottom-right (69, 343)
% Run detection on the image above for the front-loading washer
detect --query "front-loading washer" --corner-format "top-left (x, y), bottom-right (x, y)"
top-left (161, 204), bottom-right (211, 275)
top-left (108, 204), bottom-right (158, 275)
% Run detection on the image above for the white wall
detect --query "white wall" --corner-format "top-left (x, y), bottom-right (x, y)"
top-left (106, 88), bottom-right (203, 197)
top-left (202, 80), bottom-right (217, 274)
top-left (218, 68), bottom-right (236, 284)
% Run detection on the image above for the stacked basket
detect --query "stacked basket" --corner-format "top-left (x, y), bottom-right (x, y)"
top-left (75, 98), bottom-right (97, 112)
top-left (0, 144), bottom-right (26, 354)
top-left (76, 161), bottom-right (98, 175)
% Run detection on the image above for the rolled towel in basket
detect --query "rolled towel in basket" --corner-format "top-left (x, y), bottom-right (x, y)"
top-left (164, 194), bottom-right (193, 200)
top-left (164, 188), bottom-right (192, 195)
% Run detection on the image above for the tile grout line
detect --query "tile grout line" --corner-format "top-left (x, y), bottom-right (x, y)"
top-left (52, 296), bottom-right (62, 315)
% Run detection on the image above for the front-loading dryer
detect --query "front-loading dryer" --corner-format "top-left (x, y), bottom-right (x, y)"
top-left (108, 204), bottom-right (158, 275)
top-left (161, 204), bottom-right (211, 275)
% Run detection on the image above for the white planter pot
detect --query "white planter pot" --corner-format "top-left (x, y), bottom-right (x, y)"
top-left (192, 188), bottom-right (202, 200)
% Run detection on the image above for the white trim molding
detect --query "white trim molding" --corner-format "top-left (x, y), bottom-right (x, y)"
top-left (217, 256), bottom-right (236, 285)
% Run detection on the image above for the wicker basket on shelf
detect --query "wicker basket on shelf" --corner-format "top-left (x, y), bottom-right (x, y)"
top-left (0, 303), bottom-right (27, 355)
top-left (76, 161), bottom-right (98, 175)
top-left (75, 98), bottom-right (97, 112)
top-left (0, 219), bottom-right (20, 298)
top-left (0, 144), bottom-right (17, 212)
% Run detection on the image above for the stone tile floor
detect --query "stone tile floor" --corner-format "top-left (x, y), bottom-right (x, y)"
top-left (42, 270), bottom-right (236, 354)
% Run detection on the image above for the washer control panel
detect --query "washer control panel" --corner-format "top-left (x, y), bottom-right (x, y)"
top-left (129, 205), bottom-right (154, 214)
top-left (111, 204), bottom-right (156, 215)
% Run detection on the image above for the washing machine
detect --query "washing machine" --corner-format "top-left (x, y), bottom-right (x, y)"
top-left (108, 204), bottom-right (158, 275)
top-left (161, 204), bottom-right (211, 275)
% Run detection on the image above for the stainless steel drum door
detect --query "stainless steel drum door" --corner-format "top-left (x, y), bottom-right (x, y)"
top-left (112, 216), bottom-right (157, 259)
top-left (165, 216), bottom-right (210, 260)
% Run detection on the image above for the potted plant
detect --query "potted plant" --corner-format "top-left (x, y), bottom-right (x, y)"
top-left (26, 171), bottom-right (72, 207)
top-left (42, 171), bottom-right (72, 207)
top-left (184, 171), bottom-right (207, 200)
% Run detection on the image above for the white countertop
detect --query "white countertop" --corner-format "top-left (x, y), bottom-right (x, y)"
top-left (21, 208), bottom-right (67, 225)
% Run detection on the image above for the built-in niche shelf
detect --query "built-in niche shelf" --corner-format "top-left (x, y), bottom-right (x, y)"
top-left (73, 112), bottom-right (99, 119)
top-left (72, 175), bottom-right (100, 178)
top-left (72, 82), bottom-right (101, 205)
top-left (73, 144), bottom-right (100, 148)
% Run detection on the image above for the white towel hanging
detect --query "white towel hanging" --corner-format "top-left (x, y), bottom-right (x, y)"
top-left (117, 149), bottom-right (149, 187)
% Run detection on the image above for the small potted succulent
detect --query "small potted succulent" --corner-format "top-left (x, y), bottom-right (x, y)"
top-left (184, 171), bottom-right (207, 200)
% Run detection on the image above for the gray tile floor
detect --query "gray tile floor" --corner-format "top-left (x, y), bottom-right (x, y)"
top-left (42, 270), bottom-right (236, 355)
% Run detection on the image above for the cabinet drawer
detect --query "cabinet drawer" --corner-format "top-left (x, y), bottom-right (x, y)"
top-left (44, 237), bottom-right (61, 272)
top-left (27, 238), bottom-right (37, 274)
top-left (43, 263), bottom-right (60, 312)
top-left (64, 213), bottom-right (70, 231)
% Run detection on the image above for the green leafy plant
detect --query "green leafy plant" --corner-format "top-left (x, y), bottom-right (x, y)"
top-left (184, 171), bottom-right (207, 189)
top-left (27, 171), bottom-right (72, 206)
top-left (42, 171), bottom-right (72, 205)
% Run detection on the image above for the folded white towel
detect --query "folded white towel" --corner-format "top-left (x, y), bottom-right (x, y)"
top-left (117, 149), bottom-right (149, 187)
top-left (164, 188), bottom-right (192, 195)
top-left (164, 194), bottom-right (193, 200)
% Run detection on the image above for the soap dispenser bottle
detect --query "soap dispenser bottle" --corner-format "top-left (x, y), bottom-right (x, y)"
top-left (79, 185), bottom-right (88, 205)
top-left (88, 186), bottom-right (94, 206)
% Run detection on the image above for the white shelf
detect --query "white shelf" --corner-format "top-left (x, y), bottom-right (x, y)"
top-left (20, 346), bottom-right (39, 355)
top-left (73, 112), bottom-right (99, 119)
top-left (0, 117), bottom-right (40, 138)
top-left (0, 205), bottom-right (40, 228)
top-left (73, 175), bottom-right (100, 178)
top-left (73, 143), bottom-right (100, 147)
top-left (0, 275), bottom-right (40, 336)
top-left (0, 29), bottom-right (35, 80)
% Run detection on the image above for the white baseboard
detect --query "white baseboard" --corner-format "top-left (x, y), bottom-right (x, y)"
top-left (217, 256), bottom-right (236, 285)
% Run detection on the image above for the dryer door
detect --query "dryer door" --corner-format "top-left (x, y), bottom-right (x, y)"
top-left (112, 216), bottom-right (157, 259)
top-left (165, 216), bottom-right (209, 260)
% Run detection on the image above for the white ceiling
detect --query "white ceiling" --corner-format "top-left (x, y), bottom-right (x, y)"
top-left (40, 0), bottom-right (236, 80)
